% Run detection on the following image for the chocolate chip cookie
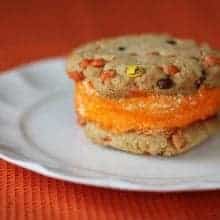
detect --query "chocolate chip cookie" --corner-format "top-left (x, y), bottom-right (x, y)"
top-left (67, 34), bottom-right (220, 98)
top-left (67, 34), bottom-right (220, 156)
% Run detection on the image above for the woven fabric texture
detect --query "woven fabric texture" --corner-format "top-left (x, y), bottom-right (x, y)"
top-left (1, 0), bottom-right (220, 219)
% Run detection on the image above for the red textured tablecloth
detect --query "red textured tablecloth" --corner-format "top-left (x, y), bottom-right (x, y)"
top-left (1, 1), bottom-right (220, 219)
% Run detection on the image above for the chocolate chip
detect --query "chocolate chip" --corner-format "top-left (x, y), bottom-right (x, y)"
top-left (202, 70), bottom-right (206, 76)
top-left (118, 46), bottom-right (126, 51)
top-left (195, 70), bottom-right (206, 88)
top-left (150, 51), bottom-right (160, 55)
top-left (157, 78), bottom-right (174, 89)
top-left (191, 56), bottom-right (200, 61)
top-left (166, 40), bottom-right (177, 45)
top-left (201, 69), bottom-right (206, 76)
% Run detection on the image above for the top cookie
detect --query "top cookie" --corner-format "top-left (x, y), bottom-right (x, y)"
top-left (67, 34), bottom-right (220, 98)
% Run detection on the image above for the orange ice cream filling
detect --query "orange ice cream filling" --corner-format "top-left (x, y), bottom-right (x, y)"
top-left (75, 82), bottom-right (220, 133)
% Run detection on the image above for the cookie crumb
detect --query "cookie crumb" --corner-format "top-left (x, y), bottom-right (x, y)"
top-left (171, 130), bottom-right (186, 149)
top-left (150, 51), bottom-right (160, 55)
top-left (77, 115), bottom-right (87, 126)
top-left (129, 52), bottom-right (138, 56)
top-left (102, 136), bottom-right (112, 142)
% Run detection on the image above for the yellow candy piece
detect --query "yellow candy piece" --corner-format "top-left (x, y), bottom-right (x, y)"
top-left (126, 65), bottom-right (145, 78)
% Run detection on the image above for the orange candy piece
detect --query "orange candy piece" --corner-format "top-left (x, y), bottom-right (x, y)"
top-left (79, 59), bottom-right (93, 69)
top-left (68, 71), bottom-right (85, 82)
top-left (79, 58), bottom-right (106, 68)
top-left (75, 82), bottom-right (220, 133)
top-left (203, 55), bottom-right (220, 67)
top-left (162, 64), bottom-right (180, 75)
top-left (90, 58), bottom-right (106, 67)
top-left (100, 70), bottom-right (116, 83)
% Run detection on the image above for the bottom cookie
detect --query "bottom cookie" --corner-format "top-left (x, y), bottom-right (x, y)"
top-left (83, 117), bottom-right (220, 156)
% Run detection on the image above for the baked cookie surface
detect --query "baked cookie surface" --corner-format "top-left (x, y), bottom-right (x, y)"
top-left (67, 34), bottom-right (220, 98)
top-left (84, 117), bottom-right (220, 156)
top-left (67, 34), bottom-right (220, 156)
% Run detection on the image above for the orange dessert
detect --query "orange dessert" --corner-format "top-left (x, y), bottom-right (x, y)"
top-left (67, 34), bottom-right (220, 156)
top-left (75, 82), bottom-right (220, 133)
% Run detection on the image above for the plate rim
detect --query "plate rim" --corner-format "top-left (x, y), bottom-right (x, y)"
top-left (1, 149), bottom-right (220, 192)
top-left (1, 57), bottom-right (220, 192)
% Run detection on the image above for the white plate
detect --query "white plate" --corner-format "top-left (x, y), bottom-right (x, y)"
top-left (1, 57), bottom-right (220, 192)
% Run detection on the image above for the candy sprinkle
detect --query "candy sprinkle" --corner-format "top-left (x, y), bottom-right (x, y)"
top-left (126, 65), bottom-right (145, 78)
